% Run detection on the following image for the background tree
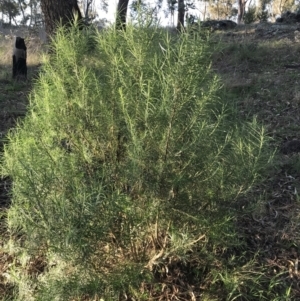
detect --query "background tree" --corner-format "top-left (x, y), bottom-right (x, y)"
top-left (99, 0), bottom-right (108, 11)
top-left (28, 0), bottom-right (43, 27)
top-left (16, 0), bottom-right (27, 23)
top-left (208, 0), bottom-right (236, 19)
top-left (0, 0), bottom-right (20, 25)
top-left (177, 0), bottom-right (185, 31)
top-left (237, 0), bottom-right (247, 23)
top-left (165, 0), bottom-right (196, 31)
top-left (242, 2), bottom-right (257, 23)
top-left (78, 0), bottom-right (97, 21)
top-left (40, 0), bottom-right (82, 36)
top-left (165, 0), bottom-right (176, 25)
top-left (116, 0), bottom-right (130, 30)
top-left (130, 0), bottom-right (161, 25)
top-left (269, 0), bottom-right (295, 20)
top-left (256, 0), bottom-right (270, 21)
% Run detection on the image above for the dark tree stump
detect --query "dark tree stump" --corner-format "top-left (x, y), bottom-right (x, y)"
top-left (12, 37), bottom-right (27, 80)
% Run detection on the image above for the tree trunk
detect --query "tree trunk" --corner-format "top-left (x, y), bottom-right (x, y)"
top-left (17, 0), bottom-right (26, 23)
top-left (237, 0), bottom-right (246, 24)
top-left (40, 0), bottom-right (82, 37)
top-left (29, 3), bottom-right (32, 26)
top-left (85, 0), bottom-right (93, 19)
top-left (116, 0), bottom-right (130, 30)
top-left (177, 0), bottom-right (185, 32)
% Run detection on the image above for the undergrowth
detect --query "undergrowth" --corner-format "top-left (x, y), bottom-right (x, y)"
top-left (0, 23), bottom-right (274, 300)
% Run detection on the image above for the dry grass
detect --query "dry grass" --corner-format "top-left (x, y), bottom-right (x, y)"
top-left (0, 28), bottom-right (44, 301)
top-left (213, 23), bottom-right (300, 299)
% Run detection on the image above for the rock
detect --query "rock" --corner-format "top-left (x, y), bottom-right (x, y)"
top-left (200, 20), bottom-right (237, 31)
top-left (276, 11), bottom-right (300, 24)
top-left (294, 30), bottom-right (300, 42)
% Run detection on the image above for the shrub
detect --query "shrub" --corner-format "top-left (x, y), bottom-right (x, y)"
top-left (244, 5), bottom-right (258, 24)
top-left (1, 23), bottom-right (272, 300)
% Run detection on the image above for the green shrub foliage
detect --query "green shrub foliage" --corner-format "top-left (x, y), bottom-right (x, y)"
top-left (1, 24), bottom-right (272, 300)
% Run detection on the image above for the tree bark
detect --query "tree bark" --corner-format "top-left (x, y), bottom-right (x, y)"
top-left (116, 0), bottom-right (130, 30)
top-left (40, 0), bottom-right (82, 37)
top-left (177, 0), bottom-right (185, 32)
